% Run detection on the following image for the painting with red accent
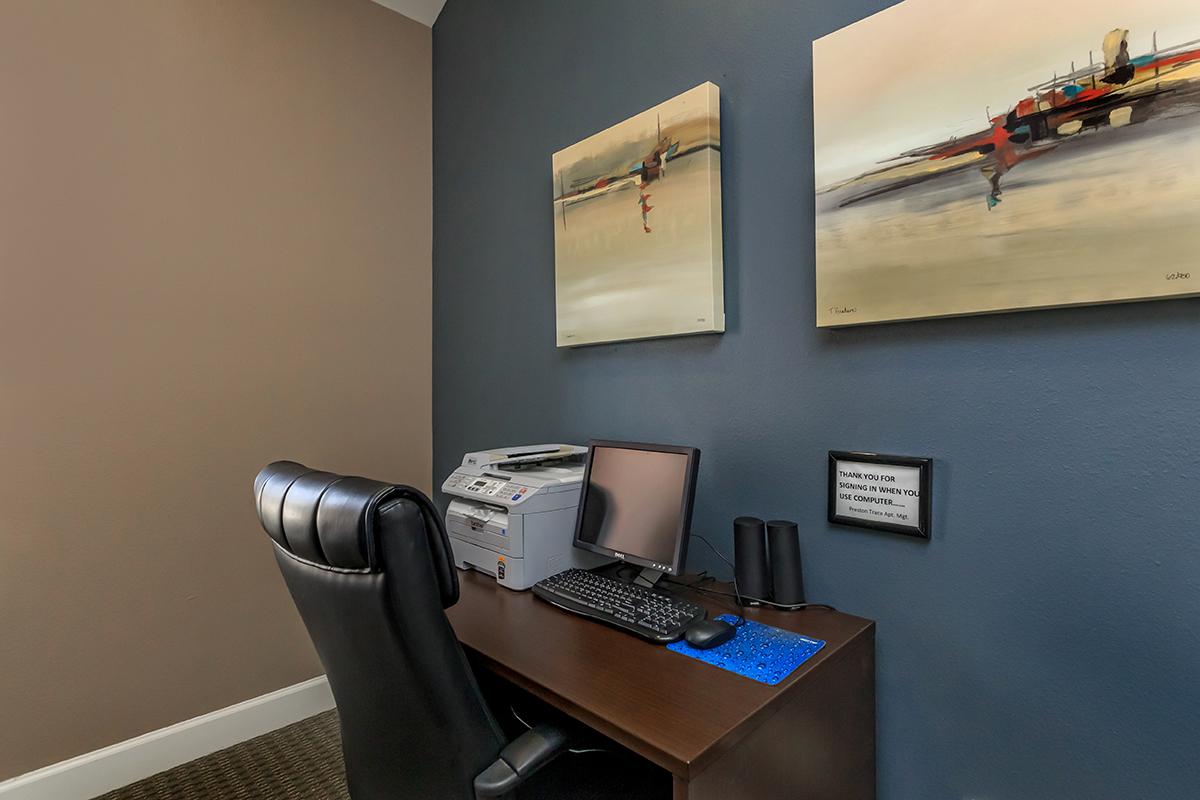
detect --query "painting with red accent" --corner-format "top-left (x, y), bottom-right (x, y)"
top-left (552, 83), bottom-right (724, 346)
top-left (814, 0), bottom-right (1200, 326)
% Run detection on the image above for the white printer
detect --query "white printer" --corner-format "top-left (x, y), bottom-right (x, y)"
top-left (441, 444), bottom-right (608, 590)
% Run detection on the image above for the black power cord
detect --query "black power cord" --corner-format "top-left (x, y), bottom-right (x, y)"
top-left (674, 535), bottom-right (838, 613)
top-left (690, 535), bottom-right (746, 627)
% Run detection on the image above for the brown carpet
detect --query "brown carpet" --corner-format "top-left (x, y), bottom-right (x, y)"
top-left (92, 710), bottom-right (349, 800)
top-left (92, 706), bottom-right (671, 799)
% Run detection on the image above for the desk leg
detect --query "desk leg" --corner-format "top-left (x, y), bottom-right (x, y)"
top-left (676, 635), bottom-right (875, 800)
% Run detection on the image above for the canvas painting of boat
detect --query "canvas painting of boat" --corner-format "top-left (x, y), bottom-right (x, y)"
top-left (553, 82), bottom-right (723, 346)
top-left (813, 0), bottom-right (1200, 327)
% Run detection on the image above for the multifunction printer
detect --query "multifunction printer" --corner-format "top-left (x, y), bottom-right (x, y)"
top-left (441, 444), bottom-right (608, 590)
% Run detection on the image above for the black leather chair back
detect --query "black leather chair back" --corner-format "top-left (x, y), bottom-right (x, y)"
top-left (254, 461), bottom-right (505, 799)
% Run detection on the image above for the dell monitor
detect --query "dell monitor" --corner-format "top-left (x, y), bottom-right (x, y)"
top-left (572, 440), bottom-right (700, 581)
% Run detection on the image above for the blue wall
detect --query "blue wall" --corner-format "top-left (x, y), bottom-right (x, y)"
top-left (432, 2), bottom-right (1200, 796)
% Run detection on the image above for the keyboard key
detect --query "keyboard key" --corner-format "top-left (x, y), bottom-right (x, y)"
top-left (533, 569), bottom-right (706, 644)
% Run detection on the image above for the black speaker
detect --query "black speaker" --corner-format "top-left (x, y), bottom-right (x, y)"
top-left (733, 516), bottom-right (771, 603)
top-left (767, 519), bottom-right (805, 606)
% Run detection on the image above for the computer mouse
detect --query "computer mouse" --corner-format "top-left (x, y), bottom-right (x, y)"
top-left (684, 619), bottom-right (736, 650)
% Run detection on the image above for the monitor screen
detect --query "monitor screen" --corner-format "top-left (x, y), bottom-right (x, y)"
top-left (574, 442), bottom-right (698, 574)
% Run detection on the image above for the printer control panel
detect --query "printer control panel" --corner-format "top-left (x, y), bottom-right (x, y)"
top-left (445, 472), bottom-right (529, 503)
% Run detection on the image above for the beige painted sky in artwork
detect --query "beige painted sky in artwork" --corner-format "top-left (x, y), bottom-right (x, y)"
top-left (813, 0), bottom-right (1200, 186)
top-left (552, 82), bottom-right (717, 175)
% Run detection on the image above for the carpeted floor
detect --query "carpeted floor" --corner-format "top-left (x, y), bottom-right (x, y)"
top-left (92, 705), bottom-right (671, 799)
top-left (92, 710), bottom-right (349, 800)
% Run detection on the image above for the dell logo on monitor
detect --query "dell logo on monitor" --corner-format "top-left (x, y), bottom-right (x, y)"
top-left (613, 552), bottom-right (625, 560)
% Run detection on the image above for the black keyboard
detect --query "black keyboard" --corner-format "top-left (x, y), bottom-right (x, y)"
top-left (532, 568), bottom-right (706, 643)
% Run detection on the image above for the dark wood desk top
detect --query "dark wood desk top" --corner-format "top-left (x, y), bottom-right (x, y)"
top-left (446, 570), bottom-right (875, 780)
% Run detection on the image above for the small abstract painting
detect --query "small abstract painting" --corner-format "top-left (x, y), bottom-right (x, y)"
top-left (553, 82), bottom-right (723, 346)
top-left (813, 0), bottom-right (1200, 327)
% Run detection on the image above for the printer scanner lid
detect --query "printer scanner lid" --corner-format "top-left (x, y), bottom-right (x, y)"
top-left (458, 444), bottom-right (586, 486)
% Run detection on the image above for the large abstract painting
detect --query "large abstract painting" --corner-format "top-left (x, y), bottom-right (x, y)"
top-left (813, 1), bottom-right (1200, 327)
top-left (553, 83), bottom-right (723, 347)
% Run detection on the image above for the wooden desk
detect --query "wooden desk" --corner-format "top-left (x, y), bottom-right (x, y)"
top-left (446, 570), bottom-right (876, 799)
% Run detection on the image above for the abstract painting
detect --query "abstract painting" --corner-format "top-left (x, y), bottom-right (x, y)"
top-left (813, 1), bottom-right (1200, 327)
top-left (553, 82), bottom-right (723, 346)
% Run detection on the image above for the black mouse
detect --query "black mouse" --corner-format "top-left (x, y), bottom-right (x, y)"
top-left (684, 619), bottom-right (736, 649)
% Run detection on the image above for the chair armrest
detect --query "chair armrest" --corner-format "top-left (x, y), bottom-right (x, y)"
top-left (473, 723), bottom-right (568, 798)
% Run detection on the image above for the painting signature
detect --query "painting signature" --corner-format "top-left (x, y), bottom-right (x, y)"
top-left (829, 306), bottom-right (858, 315)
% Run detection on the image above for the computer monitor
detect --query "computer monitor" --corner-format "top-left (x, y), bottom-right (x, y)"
top-left (572, 440), bottom-right (700, 578)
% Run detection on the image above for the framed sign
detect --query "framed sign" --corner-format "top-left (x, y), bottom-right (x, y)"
top-left (828, 451), bottom-right (931, 539)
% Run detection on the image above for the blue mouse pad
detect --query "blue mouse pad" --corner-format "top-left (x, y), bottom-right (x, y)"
top-left (666, 615), bottom-right (826, 685)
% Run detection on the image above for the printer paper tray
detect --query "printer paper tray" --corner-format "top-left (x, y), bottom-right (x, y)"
top-left (446, 499), bottom-right (517, 556)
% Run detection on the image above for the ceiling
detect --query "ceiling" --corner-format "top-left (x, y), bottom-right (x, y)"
top-left (370, 0), bottom-right (447, 27)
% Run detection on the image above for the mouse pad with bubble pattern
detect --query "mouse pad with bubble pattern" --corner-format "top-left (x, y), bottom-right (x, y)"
top-left (666, 614), bottom-right (826, 685)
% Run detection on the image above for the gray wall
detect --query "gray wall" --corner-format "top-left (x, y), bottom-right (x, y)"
top-left (432, 1), bottom-right (1200, 796)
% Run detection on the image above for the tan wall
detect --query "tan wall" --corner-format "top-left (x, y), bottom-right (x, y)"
top-left (0, 0), bottom-right (431, 780)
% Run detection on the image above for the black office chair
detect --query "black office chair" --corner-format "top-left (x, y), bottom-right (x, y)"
top-left (253, 461), bottom-right (663, 800)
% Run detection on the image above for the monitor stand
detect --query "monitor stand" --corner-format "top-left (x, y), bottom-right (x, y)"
top-left (631, 566), bottom-right (664, 589)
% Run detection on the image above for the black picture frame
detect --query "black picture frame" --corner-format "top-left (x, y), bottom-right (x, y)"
top-left (828, 451), bottom-right (932, 539)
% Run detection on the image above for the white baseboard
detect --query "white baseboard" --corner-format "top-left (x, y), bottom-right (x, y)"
top-left (0, 676), bottom-right (335, 800)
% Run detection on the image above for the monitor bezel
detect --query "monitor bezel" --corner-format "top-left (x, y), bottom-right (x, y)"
top-left (571, 439), bottom-right (701, 576)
